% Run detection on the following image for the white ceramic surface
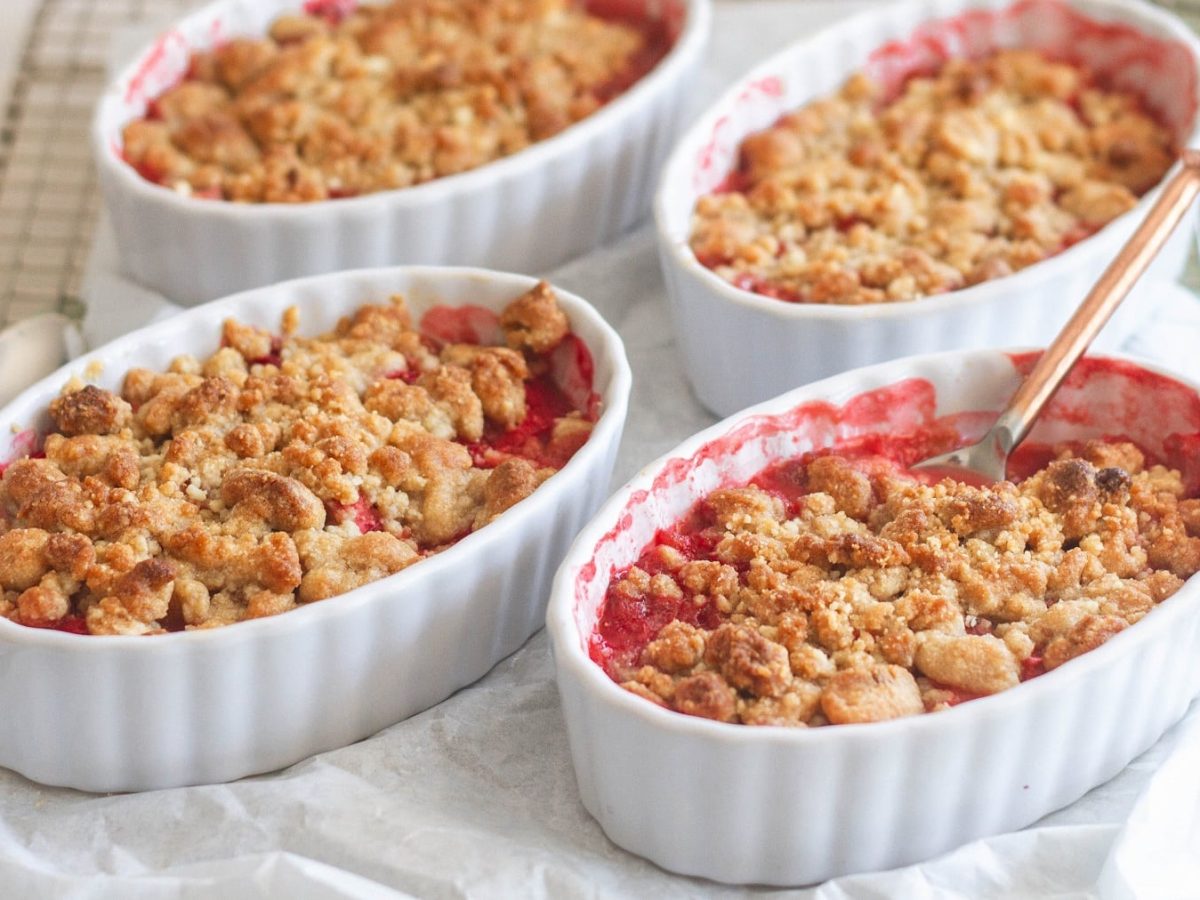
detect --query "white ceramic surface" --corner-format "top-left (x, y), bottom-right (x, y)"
top-left (93, 0), bottom-right (710, 306)
top-left (0, 314), bottom-right (83, 408)
top-left (656, 0), bottom-right (1200, 417)
top-left (547, 347), bottom-right (1200, 885)
top-left (0, 267), bottom-right (631, 793)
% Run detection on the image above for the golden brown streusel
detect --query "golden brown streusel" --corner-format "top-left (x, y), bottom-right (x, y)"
top-left (0, 282), bottom-right (591, 635)
top-left (122, 0), bottom-right (665, 201)
top-left (690, 50), bottom-right (1175, 304)
top-left (594, 443), bottom-right (1199, 725)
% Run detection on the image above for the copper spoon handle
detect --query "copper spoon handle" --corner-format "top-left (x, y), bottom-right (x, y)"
top-left (988, 150), bottom-right (1200, 457)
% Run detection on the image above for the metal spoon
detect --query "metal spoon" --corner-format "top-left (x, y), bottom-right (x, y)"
top-left (911, 149), bottom-right (1200, 484)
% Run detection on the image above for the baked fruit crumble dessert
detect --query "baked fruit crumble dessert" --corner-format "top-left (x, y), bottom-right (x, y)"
top-left (121, 0), bottom-right (670, 201)
top-left (592, 440), bottom-right (1200, 725)
top-left (0, 282), bottom-right (596, 635)
top-left (690, 50), bottom-right (1175, 304)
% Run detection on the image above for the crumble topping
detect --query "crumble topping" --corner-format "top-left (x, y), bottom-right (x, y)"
top-left (593, 441), bottom-right (1200, 725)
top-left (689, 50), bottom-right (1175, 304)
top-left (0, 282), bottom-right (593, 635)
top-left (122, 0), bottom-right (667, 201)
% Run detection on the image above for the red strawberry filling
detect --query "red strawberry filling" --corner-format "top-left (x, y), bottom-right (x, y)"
top-left (328, 496), bottom-right (384, 533)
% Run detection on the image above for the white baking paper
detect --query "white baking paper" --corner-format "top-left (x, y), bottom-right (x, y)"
top-left (1, 1), bottom-right (1198, 897)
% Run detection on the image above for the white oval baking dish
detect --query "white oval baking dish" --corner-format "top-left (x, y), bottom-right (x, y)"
top-left (93, 0), bottom-right (710, 306)
top-left (547, 346), bottom-right (1200, 885)
top-left (0, 266), bottom-right (631, 793)
top-left (656, 0), bottom-right (1200, 417)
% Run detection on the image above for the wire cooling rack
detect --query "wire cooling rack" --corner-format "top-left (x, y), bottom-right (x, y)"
top-left (0, 0), bottom-right (201, 327)
top-left (1, 0), bottom-right (1199, 327)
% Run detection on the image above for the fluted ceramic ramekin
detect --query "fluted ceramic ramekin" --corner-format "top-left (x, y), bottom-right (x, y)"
top-left (0, 267), bottom-right (630, 793)
top-left (93, 0), bottom-right (710, 307)
top-left (548, 347), bottom-right (1200, 885)
top-left (656, 0), bottom-right (1200, 417)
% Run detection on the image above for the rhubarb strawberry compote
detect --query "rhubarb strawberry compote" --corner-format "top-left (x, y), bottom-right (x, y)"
top-left (121, 0), bottom-right (671, 202)
top-left (592, 440), bottom-right (1200, 726)
top-left (690, 50), bottom-right (1174, 305)
top-left (0, 282), bottom-right (595, 635)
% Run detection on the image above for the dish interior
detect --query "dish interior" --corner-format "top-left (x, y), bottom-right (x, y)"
top-left (106, 0), bottom-right (688, 197)
top-left (0, 271), bottom-right (615, 638)
top-left (688, 0), bottom-right (1197, 201)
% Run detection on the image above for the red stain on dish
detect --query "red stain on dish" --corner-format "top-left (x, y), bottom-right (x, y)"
top-left (1020, 655), bottom-right (1046, 682)
top-left (692, 0), bottom-right (1197, 194)
top-left (123, 29), bottom-right (187, 107)
top-left (1007, 352), bottom-right (1200, 480)
top-left (729, 273), bottom-right (805, 303)
top-left (468, 375), bottom-right (577, 469)
top-left (577, 357), bottom-right (1200, 667)
top-left (933, 684), bottom-right (986, 707)
top-left (127, 156), bottom-right (165, 186)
